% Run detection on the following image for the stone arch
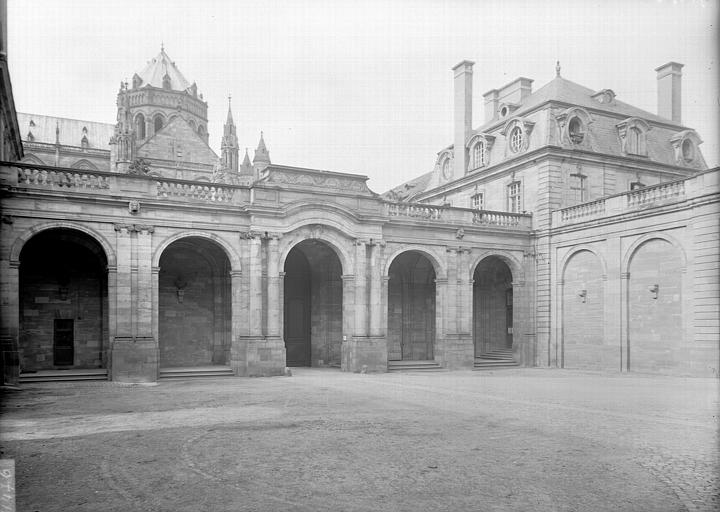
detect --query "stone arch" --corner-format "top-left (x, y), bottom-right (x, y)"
top-left (383, 245), bottom-right (446, 280)
top-left (152, 112), bottom-right (166, 133)
top-left (135, 113), bottom-right (146, 139)
top-left (152, 231), bottom-right (240, 271)
top-left (20, 153), bottom-right (46, 166)
top-left (71, 159), bottom-right (99, 171)
top-left (10, 222), bottom-right (116, 267)
top-left (468, 250), bottom-right (524, 284)
top-left (560, 245), bottom-right (608, 280)
top-left (622, 232), bottom-right (686, 274)
top-left (278, 224), bottom-right (352, 275)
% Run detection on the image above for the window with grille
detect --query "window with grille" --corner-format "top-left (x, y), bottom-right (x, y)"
top-left (471, 192), bottom-right (484, 210)
top-left (508, 181), bottom-right (522, 213)
top-left (471, 141), bottom-right (487, 169)
top-left (509, 127), bottom-right (524, 153)
top-left (569, 173), bottom-right (587, 204)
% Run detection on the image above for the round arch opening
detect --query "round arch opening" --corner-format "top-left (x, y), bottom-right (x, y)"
top-left (283, 240), bottom-right (343, 367)
top-left (158, 237), bottom-right (231, 368)
top-left (19, 228), bottom-right (109, 371)
top-left (473, 256), bottom-right (513, 357)
top-left (387, 251), bottom-right (436, 361)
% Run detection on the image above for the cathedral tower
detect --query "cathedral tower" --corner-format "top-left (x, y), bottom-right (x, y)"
top-left (220, 96), bottom-right (239, 171)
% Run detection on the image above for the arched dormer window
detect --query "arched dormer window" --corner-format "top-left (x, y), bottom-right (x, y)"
top-left (26, 131), bottom-right (35, 142)
top-left (81, 135), bottom-right (89, 149)
top-left (188, 119), bottom-right (197, 132)
top-left (466, 134), bottom-right (495, 172)
top-left (197, 124), bottom-right (206, 137)
top-left (436, 149), bottom-right (453, 181)
top-left (153, 114), bottom-right (165, 134)
top-left (555, 107), bottom-right (592, 146)
top-left (162, 73), bottom-right (172, 90)
top-left (135, 113), bottom-right (146, 139)
top-left (617, 117), bottom-right (650, 157)
top-left (501, 117), bottom-right (534, 155)
top-left (670, 129), bottom-right (703, 166)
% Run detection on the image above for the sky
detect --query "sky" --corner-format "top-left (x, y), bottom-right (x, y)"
top-left (7, 0), bottom-right (719, 193)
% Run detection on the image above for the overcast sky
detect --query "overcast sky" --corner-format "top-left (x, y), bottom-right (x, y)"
top-left (8, 0), bottom-right (718, 193)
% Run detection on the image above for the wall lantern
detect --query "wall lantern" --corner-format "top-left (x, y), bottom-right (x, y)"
top-left (578, 289), bottom-right (587, 303)
top-left (648, 284), bottom-right (659, 299)
top-left (174, 275), bottom-right (188, 303)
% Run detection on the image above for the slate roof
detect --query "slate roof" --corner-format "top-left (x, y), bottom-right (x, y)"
top-left (135, 48), bottom-right (194, 93)
top-left (382, 171), bottom-right (433, 202)
top-left (17, 112), bottom-right (114, 149)
top-left (137, 115), bottom-right (218, 165)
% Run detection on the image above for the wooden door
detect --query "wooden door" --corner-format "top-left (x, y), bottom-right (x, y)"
top-left (54, 319), bottom-right (74, 366)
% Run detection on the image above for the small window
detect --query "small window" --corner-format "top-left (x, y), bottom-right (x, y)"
top-left (198, 124), bottom-right (206, 137)
top-left (569, 173), bottom-right (587, 204)
top-left (471, 192), bottom-right (484, 210)
top-left (162, 74), bottom-right (172, 90)
top-left (154, 114), bottom-right (164, 133)
top-left (136, 114), bottom-right (146, 139)
top-left (500, 106), bottom-right (509, 117)
top-left (27, 131), bottom-right (35, 142)
top-left (81, 136), bottom-right (89, 149)
top-left (471, 141), bottom-right (487, 169)
top-left (568, 117), bottom-right (584, 144)
top-left (508, 181), bottom-right (522, 213)
top-left (509, 127), bottom-right (524, 153)
top-left (681, 138), bottom-right (694, 162)
top-left (626, 126), bottom-right (647, 156)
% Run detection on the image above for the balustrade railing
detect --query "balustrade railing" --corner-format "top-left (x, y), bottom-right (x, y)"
top-left (626, 180), bottom-right (685, 208)
top-left (16, 166), bottom-right (110, 189)
top-left (472, 210), bottom-right (526, 227)
top-left (560, 198), bottom-right (606, 222)
top-left (156, 181), bottom-right (235, 203)
top-left (386, 202), bottom-right (443, 220)
top-left (385, 200), bottom-right (531, 229)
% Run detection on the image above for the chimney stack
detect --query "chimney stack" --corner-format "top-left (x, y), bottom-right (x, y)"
top-left (655, 62), bottom-right (683, 124)
top-left (452, 60), bottom-right (474, 180)
top-left (483, 89), bottom-right (499, 123)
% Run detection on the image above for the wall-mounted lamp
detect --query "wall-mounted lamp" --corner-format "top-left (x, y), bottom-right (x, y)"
top-left (174, 275), bottom-right (188, 303)
top-left (578, 289), bottom-right (587, 303)
top-left (648, 284), bottom-right (659, 299)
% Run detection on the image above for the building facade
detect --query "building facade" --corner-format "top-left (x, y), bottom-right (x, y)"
top-left (1, 49), bottom-right (717, 384)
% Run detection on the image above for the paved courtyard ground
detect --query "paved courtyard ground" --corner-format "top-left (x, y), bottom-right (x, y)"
top-left (0, 368), bottom-right (718, 512)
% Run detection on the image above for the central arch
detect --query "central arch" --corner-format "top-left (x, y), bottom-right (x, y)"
top-left (387, 251), bottom-right (436, 361)
top-left (158, 237), bottom-right (231, 368)
top-left (283, 239), bottom-right (343, 367)
top-left (473, 256), bottom-right (513, 357)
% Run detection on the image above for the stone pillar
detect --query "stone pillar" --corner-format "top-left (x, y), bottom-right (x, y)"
top-left (0, 261), bottom-right (20, 386)
top-left (229, 269), bottom-right (246, 375)
top-left (369, 241), bottom-right (385, 337)
top-left (245, 233), bottom-right (284, 376)
top-left (267, 235), bottom-right (281, 338)
top-left (620, 272), bottom-right (630, 372)
top-left (438, 248), bottom-right (473, 369)
top-left (354, 240), bottom-right (368, 337)
top-left (345, 241), bottom-right (387, 373)
top-left (110, 224), bottom-right (158, 383)
top-left (340, 274), bottom-right (355, 371)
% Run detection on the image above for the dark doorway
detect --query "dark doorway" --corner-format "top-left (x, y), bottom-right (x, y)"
top-left (53, 319), bottom-right (74, 366)
top-left (473, 257), bottom-right (513, 356)
top-left (283, 240), bottom-right (343, 367)
top-left (19, 229), bottom-right (108, 371)
top-left (387, 251), bottom-right (436, 361)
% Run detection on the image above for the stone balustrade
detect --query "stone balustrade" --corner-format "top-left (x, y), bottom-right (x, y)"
top-left (385, 200), bottom-right (531, 230)
top-left (156, 181), bottom-right (235, 202)
top-left (560, 198), bottom-right (606, 223)
top-left (16, 165), bottom-right (110, 189)
top-left (626, 179), bottom-right (685, 208)
top-left (386, 202), bottom-right (443, 220)
top-left (472, 210), bottom-right (527, 227)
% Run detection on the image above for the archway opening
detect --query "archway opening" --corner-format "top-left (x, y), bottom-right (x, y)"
top-left (158, 237), bottom-right (231, 368)
top-left (19, 229), bottom-right (108, 370)
top-left (387, 251), bottom-right (436, 361)
top-left (135, 113), bottom-right (146, 139)
top-left (283, 240), bottom-right (343, 367)
top-left (153, 114), bottom-right (164, 134)
top-left (473, 257), bottom-right (513, 356)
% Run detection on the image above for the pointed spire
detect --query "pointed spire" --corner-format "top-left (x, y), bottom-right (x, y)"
top-left (226, 94), bottom-right (234, 125)
top-left (556, 60), bottom-right (561, 78)
top-left (221, 97), bottom-right (239, 171)
top-left (240, 148), bottom-right (253, 175)
top-left (55, 122), bottom-right (60, 145)
top-left (253, 131), bottom-right (270, 165)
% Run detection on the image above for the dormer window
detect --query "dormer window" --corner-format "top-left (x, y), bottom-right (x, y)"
top-left (568, 117), bottom-right (584, 144)
top-left (162, 73), bottom-right (172, 90)
top-left (442, 158), bottom-right (451, 180)
top-left (617, 118), bottom-right (650, 157)
top-left (29, 119), bottom-right (35, 127)
top-left (592, 89), bottom-right (616, 105)
top-left (81, 136), bottom-right (89, 149)
top-left (467, 134), bottom-right (495, 171)
top-left (509, 127), bottom-right (523, 153)
top-left (27, 131), bottom-right (34, 142)
top-left (670, 129), bottom-right (702, 166)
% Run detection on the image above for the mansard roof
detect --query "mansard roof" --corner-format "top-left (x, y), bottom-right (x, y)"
top-left (135, 48), bottom-right (194, 93)
top-left (17, 112), bottom-right (114, 149)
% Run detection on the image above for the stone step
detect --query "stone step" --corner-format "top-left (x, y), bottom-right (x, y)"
top-left (473, 360), bottom-right (520, 371)
top-left (159, 366), bottom-right (235, 379)
top-left (20, 369), bottom-right (108, 383)
top-left (388, 360), bottom-right (444, 372)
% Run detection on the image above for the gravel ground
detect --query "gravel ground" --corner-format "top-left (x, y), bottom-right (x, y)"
top-left (1, 368), bottom-right (718, 512)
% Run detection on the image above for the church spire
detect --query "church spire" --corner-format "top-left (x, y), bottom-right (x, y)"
top-left (253, 131), bottom-right (271, 174)
top-left (220, 95), bottom-right (239, 172)
top-left (240, 148), bottom-right (253, 175)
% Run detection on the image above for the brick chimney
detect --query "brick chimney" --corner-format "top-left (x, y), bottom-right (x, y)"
top-left (655, 62), bottom-right (683, 124)
top-left (453, 60), bottom-right (474, 179)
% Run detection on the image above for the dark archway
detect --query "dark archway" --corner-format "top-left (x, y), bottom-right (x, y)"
top-left (19, 229), bottom-right (108, 370)
top-left (158, 237), bottom-right (231, 367)
top-left (283, 240), bottom-right (343, 367)
top-left (473, 257), bottom-right (513, 356)
top-left (387, 251), bottom-right (436, 361)
top-left (153, 114), bottom-right (165, 134)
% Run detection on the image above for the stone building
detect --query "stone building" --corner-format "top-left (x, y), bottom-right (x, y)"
top-left (1, 48), bottom-right (717, 384)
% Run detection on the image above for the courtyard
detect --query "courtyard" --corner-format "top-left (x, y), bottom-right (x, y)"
top-left (1, 368), bottom-right (718, 511)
